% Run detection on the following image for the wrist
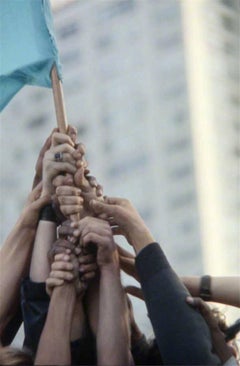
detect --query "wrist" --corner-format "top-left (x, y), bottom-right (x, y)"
top-left (100, 262), bottom-right (120, 277)
top-left (39, 204), bottom-right (58, 224)
top-left (128, 227), bottom-right (155, 254)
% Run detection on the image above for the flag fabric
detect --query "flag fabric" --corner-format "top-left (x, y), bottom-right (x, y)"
top-left (0, 0), bottom-right (62, 111)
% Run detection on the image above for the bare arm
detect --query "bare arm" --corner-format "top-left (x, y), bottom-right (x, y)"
top-left (0, 185), bottom-right (50, 337)
top-left (98, 264), bottom-right (131, 366)
top-left (182, 276), bottom-right (240, 308)
top-left (35, 283), bottom-right (76, 365)
top-left (71, 217), bottom-right (132, 366)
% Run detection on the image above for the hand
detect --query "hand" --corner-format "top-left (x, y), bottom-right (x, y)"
top-left (90, 197), bottom-right (155, 252)
top-left (32, 129), bottom-right (57, 189)
top-left (19, 182), bottom-right (51, 229)
top-left (48, 237), bottom-right (76, 263)
top-left (41, 132), bottom-right (77, 197)
top-left (71, 217), bottom-right (119, 271)
top-left (56, 184), bottom-right (83, 219)
top-left (78, 250), bottom-right (98, 282)
top-left (46, 252), bottom-right (87, 297)
top-left (186, 297), bottom-right (235, 363)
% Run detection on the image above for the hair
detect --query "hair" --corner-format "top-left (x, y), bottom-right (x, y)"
top-left (0, 346), bottom-right (33, 365)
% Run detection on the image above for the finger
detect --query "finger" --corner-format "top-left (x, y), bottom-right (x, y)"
top-left (58, 225), bottom-right (75, 237)
top-left (52, 175), bottom-right (74, 188)
top-left (46, 277), bottom-right (64, 289)
top-left (117, 245), bottom-right (135, 259)
top-left (52, 261), bottom-right (74, 271)
top-left (125, 286), bottom-right (144, 300)
top-left (79, 263), bottom-right (98, 274)
top-left (111, 226), bottom-right (124, 236)
top-left (51, 132), bottom-right (75, 147)
top-left (90, 199), bottom-right (116, 216)
top-left (81, 271), bottom-right (96, 281)
top-left (52, 161), bottom-right (77, 175)
top-left (78, 254), bottom-right (96, 265)
top-left (50, 270), bottom-right (74, 281)
top-left (54, 253), bottom-right (71, 262)
top-left (96, 184), bottom-right (103, 197)
top-left (75, 142), bottom-right (86, 155)
top-left (86, 175), bottom-right (98, 188)
top-left (67, 125), bottom-right (77, 144)
top-left (58, 195), bottom-right (83, 206)
top-left (56, 186), bottom-right (82, 197)
top-left (60, 205), bottom-right (82, 217)
top-left (30, 193), bottom-right (52, 212)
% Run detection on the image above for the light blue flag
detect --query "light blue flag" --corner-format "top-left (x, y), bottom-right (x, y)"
top-left (0, 0), bottom-right (62, 111)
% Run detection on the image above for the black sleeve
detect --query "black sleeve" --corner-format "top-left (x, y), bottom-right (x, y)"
top-left (135, 243), bottom-right (220, 365)
top-left (21, 277), bottom-right (50, 355)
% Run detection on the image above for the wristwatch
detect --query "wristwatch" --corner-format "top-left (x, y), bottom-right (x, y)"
top-left (199, 275), bottom-right (212, 301)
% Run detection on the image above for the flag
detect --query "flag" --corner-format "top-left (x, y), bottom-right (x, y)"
top-left (0, 0), bottom-right (62, 111)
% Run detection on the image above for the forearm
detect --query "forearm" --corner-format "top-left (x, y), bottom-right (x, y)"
top-left (35, 283), bottom-right (76, 365)
top-left (0, 225), bottom-right (35, 331)
top-left (97, 266), bottom-right (130, 366)
top-left (182, 276), bottom-right (240, 307)
top-left (30, 221), bottom-right (56, 282)
top-left (128, 227), bottom-right (155, 255)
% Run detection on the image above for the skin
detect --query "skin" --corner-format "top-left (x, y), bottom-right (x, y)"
top-left (35, 283), bottom-right (76, 365)
top-left (0, 184), bottom-right (50, 339)
top-left (29, 131), bottom-right (77, 282)
top-left (89, 197), bottom-right (155, 255)
top-left (116, 246), bottom-right (240, 309)
top-left (70, 217), bottom-right (132, 366)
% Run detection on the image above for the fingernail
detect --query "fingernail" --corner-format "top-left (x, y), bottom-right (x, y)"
top-left (186, 296), bottom-right (194, 304)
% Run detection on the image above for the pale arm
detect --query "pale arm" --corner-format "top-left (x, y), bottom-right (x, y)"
top-left (97, 265), bottom-right (131, 366)
top-left (35, 283), bottom-right (76, 365)
top-left (182, 276), bottom-right (240, 308)
top-left (0, 190), bottom-right (50, 337)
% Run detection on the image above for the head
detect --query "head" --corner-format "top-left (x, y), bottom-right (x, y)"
top-left (0, 346), bottom-right (33, 365)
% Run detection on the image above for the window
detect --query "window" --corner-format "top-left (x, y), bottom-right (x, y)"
top-left (169, 191), bottom-right (195, 209)
top-left (27, 115), bottom-right (47, 129)
top-left (221, 14), bottom-right (238, 32)
top-left (107, 153), bottom-right (148, 178)
top-left (61, 50), bottom-right (80, 65)
top-left (221, 0), bottom-right (239, 11)
top-left (57, 22), bottom-right (79, 40)
top-left (97, 0), bottom-right (136, 21)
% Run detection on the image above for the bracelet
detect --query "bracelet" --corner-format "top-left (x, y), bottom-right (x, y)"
top-left (39, 204), bottom-right (57, 223)
top-left (199, 275), bottom-right (211, 301)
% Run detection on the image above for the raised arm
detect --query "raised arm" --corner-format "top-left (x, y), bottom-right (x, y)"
top-left (182, 276), bottom-right (240, 308)
top-left (0, 183), bottom-right (50, 338)
top-left (29, 131), bottom-right (77, 282)
top-left (90, 197), bottom-right (221, 365)
top-left (71, 217), bottom-right (132, 366)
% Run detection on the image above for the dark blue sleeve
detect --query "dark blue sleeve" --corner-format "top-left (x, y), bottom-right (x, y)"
top-left (135, 243), bottom-right (220, 365)
top-left (21, 277), bottom-right (49, 355)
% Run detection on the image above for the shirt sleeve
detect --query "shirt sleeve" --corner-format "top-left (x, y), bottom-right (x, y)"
top-left (21, 277), bottom-right (50, 355)
top-left (135, 242), bottom-right (221, 365)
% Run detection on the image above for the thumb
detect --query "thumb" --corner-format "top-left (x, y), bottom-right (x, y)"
top-left (31, 195), bottom-right (51, 212)
top-left (104, 196), bottom-right (122, 205)
top-left (90, 199), bottom-right (111, 214)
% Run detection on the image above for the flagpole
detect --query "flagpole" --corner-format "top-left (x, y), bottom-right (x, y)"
top-left (51, 64), bottom-right (68, 133)
top-left (51, 64), bottom-right (80, 223)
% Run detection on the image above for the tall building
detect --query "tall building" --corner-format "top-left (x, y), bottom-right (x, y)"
top-left (1, 0), bottom-right (239, 338)
top-left (182, 0), bottom-right (240, 275)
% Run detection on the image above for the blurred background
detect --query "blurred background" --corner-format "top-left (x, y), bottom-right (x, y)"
top-left (0, 0), bottom-right (239, 346)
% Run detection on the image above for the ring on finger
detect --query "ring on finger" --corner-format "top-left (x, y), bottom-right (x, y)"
top-left (54, 152), bottom-right (64, 162)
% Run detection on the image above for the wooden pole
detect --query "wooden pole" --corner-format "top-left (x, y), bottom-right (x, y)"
top-left (51, 64), bottom-right (68, 133)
